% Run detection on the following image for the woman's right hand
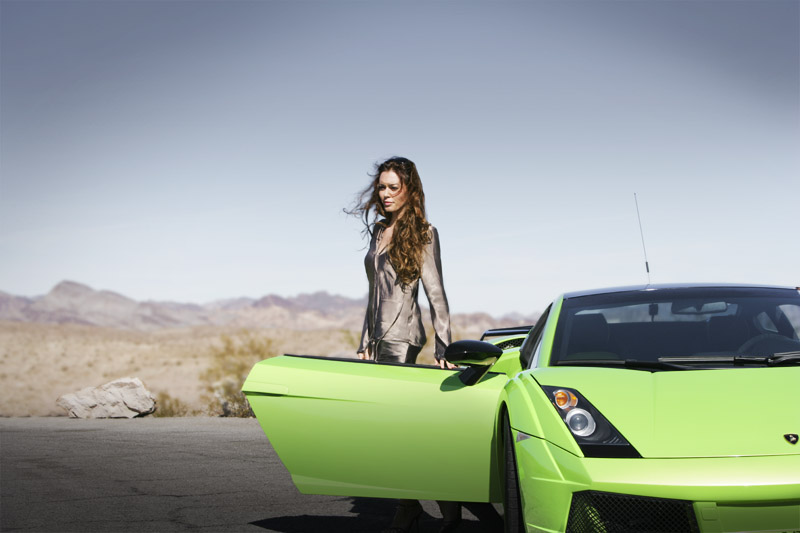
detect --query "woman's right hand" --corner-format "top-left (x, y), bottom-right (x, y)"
top-left (357, 349), bottom-right (369, 360)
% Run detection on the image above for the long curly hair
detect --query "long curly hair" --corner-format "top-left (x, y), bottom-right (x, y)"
top-left (349, 157), bottom-right (431, 286)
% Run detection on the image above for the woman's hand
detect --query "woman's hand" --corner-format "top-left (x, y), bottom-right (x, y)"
top-left (357, 349), bottom-right (369, 360)
top-left (437, 357), bottom-right (457, 370)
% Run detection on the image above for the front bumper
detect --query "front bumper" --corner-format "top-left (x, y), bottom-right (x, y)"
top-left (514, 433), bottom-right (800, 532)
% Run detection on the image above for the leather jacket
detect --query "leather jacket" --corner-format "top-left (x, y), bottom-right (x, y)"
top-left (358, 224), bottom-right (452, 360)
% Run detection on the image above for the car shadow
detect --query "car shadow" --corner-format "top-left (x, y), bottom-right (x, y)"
top-left (250, 497), bottom-right (503, 532)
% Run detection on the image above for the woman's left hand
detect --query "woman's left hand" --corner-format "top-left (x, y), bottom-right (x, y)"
top-left (437, 358), bottom-right (457, 370)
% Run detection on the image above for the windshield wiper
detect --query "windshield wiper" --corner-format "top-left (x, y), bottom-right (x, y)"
top-left (557, 359), bottom-right (690, 371)
top-left (766, 352), bottom-right (800, 366)
top-left (729, 353), bottom-right (800, 366)
top-left (659, 355), bottom-right (743, 366)
top-left (622, 359), bottom-right (690, 371)
top-left (659, 353), bottom-right (800, 367)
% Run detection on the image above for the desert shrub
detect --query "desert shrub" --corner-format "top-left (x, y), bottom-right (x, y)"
top-left (202, 331), bottom-right (276, 417)
top-left (341, 329), bottom-right (360, 350)
top-left (153, 391), bottom-right (194, 417)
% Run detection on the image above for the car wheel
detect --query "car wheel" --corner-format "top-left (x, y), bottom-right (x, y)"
top-left (503, 413), bottom-right (525, 533)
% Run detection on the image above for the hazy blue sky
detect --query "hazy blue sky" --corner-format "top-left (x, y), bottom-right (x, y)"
top-left (1, 0), bottom-right (798, 316)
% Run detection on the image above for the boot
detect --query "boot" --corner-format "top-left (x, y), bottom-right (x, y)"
top-left (382, 499), bottom-right (423, 533)
top-left (437, 501), bottom-right (462, 532)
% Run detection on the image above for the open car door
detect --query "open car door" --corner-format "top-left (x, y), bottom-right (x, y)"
top-left (242, 355), bottom-right (507, 503)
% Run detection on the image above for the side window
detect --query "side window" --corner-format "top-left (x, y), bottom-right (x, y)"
top-left (755, 311), bottom-right (779, 333)
top-left (528, 333), bottom-right (546, 370)
top-left (777, 305), bottom-right (800, 340)
top-left (520, 304), bottom-right (552, 369)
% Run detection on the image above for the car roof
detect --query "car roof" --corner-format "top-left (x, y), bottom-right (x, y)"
top-left (562, 283), bottom-right (798, 300)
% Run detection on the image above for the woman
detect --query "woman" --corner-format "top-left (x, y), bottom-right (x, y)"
top-left (354, 156), bottom-right (453, 368)
top-left (351, 156), bottom-right (460, 532)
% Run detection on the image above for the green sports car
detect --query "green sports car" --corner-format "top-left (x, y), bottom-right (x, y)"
top-left (242, 284), bottom-right (800, 532)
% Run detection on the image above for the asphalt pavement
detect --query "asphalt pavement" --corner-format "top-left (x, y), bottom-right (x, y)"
top-left (0, 417), bottom-right (499, 532)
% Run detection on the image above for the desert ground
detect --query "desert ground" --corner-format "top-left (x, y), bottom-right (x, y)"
top-left (0, 321), bottom-right (487, 417)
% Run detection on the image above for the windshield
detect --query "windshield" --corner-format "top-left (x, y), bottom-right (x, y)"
top-left (551, 287), bottom-right (800, 367)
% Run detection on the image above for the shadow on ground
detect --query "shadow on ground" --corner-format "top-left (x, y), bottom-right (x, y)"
top-left (251, 498), bottom-right (503, 532)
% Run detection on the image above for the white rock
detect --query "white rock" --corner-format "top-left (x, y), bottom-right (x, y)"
top-left (57, 377), bottom-right (156, 418)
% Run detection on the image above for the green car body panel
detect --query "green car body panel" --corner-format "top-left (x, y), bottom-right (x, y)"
top-left (513, 436), bottom-right (800, 532)
top-left (489, 346), bottom-right (524, 376)
top-left (529, 365), bottom-right (800, 457)
top-left (242, 285), bottom-right (800, 532)
top-left (244, 355), bottom-right (508, 502)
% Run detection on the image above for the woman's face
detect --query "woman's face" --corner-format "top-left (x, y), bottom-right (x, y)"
top-left (377, 170), bottom-right (408, 217)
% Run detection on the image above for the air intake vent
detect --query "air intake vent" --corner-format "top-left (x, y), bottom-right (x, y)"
top-left (566, 491), bottom-right (699, 533)
top-left (495, 338), bottom-right (524, 350)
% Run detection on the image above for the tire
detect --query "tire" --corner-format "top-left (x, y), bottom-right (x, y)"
top-left (503, 413), bottom-right (525, 533)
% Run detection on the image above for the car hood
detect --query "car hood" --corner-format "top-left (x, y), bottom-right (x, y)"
top-left (531, 366), bottom-right (800, 458)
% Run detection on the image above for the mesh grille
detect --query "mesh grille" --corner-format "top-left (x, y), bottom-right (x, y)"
top-left (495, 338), bottom-right (524, 350)
top-left (566, 491), bottom-right (699, 533)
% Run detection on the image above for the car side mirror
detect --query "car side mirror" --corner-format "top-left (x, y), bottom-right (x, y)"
top-left (444, 340), bottom-right (503, 386)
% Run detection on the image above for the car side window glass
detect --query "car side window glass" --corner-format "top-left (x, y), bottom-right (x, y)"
top-left (529, 335), bottom-right (544, 369)
top-left (755, 311), bottom-right (779, 333)
top-left (520, 304), bottom-right (551, 369)
top-left (777, 305), bottom-right (800, 339)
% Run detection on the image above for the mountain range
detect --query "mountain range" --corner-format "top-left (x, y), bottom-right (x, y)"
top-left (0, 281), bottom-right (538, 332)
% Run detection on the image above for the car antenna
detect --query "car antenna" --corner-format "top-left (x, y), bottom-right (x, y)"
top-left (634, 193), bottom-right (651, 285)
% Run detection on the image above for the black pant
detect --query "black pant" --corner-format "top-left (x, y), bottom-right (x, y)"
top-left (374, 340), bottom-right (422, 364)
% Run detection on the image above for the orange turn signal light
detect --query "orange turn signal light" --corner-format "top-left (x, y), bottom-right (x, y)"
top-left (554, 389), bottom-right (578, 409)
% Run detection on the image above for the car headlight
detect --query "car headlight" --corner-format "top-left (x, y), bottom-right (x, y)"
top-left (542, 386), bottom-right (641, 458)
top-left (565, 408), bottom-right (596, 436)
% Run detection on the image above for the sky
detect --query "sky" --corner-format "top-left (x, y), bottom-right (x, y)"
top-left (1, 0), bottom-right (798, 316)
